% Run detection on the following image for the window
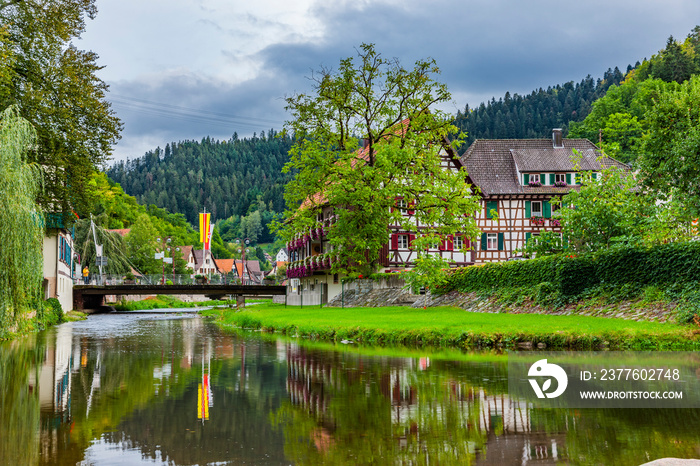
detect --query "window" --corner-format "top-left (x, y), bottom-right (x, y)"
top-left (555, 173), bottom-right (566, 183)
top-left (397, 234), bottom-right (409, 249)
top-left (531, 201), bottom-right (542, 217)
top-left (333, 273), bottom-right (339, 284)
top-left (530, 174), bottom-right (540, 184)
top-left (486, 200), bottom-right (498, 219)
top-left (454, 236), bottom-right (463, 250)
top-left (397, 198), bottom-right (408, 214)
top-left (486, 233), bottom-right (498, 250)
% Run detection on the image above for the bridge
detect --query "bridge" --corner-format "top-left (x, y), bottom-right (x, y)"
top-left (73, 284), bottom-right (287, 310)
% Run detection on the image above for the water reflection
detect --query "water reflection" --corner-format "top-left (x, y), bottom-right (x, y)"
top-left (1, 314), bottom-right (700, 465)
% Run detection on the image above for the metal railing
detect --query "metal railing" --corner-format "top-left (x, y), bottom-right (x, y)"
top-left (75, 274), bottom-right (260, 286)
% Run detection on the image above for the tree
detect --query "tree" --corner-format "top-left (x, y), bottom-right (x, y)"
top-left (0, 105), bottom-right (43, 329)
top-left (278, 44), bottom-right (481, 275)
top-left (0, 0), bottom-right (121, 223)
top-left (553, 160), bottom-right (690, 253)
top-left (640, 75), bottom-right (700, 217)
top-left (124, 214), bottom-right (160, 274)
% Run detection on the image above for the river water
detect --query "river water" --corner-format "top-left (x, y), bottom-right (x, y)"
top-left (2, 312), bottom-right (700, 465)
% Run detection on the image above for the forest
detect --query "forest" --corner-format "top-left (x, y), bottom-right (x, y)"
top-left (105, 26), bottom-right (700, 256)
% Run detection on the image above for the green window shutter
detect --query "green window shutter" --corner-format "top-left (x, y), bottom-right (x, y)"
top-left (592, 172), bottom-right (598, 181)
top-left (544, 200), bottom-right (552, 218)
top-left (563, 235), bottom-right (569, 249)
top-left (486, 200), bottom-right (497, 219)
top-left (525, 201), bottom-right (531, 218)
top-left (525, 232), bottom-right (531, 245)
top-left (540, 173), bottom-right (546, 184)
top-left (480, 233), bottom-right (487, 250)
top-left (549, 173), bottom-right (555, 185)
top-left (575, 173), bottom-right (581, 184)
top-left (523, 173), bottom-right (530, 185)
top-left (497, 233), bottom-right (504, 251)
top-left (566, 173), bottom-right (572, 185)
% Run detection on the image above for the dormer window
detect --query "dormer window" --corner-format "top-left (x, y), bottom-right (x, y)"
top-left (524, 173), bottom-right (542, 187)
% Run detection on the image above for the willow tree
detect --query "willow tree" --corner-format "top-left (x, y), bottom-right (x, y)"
top-left (279, 44), bottom-right (481, 276)
top-left (0, 105), bottom-right (43, 329)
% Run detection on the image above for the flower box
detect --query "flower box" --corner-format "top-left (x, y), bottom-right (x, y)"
top-left (554, 181), bottom-right (568, 188)
top-left (530, 216), bottom-right (545, 226)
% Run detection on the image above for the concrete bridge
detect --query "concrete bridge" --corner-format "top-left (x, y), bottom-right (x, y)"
top-left (73, 284), bottom-right (286, 310)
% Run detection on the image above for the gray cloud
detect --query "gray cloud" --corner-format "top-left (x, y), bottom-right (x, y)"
top-left (95, 0), bottom-right (700, 162)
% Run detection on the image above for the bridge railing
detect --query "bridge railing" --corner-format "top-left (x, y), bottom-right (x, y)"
top-left (76, 274), bottom-right (260, 286)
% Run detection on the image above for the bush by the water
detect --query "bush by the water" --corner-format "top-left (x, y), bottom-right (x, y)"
top-left (113, 295), bottom-right (225, 311)
top-left (441, 241), bottom-right (700, 301)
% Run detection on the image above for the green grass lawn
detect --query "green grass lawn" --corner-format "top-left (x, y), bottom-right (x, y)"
top-left (201, 303), bottom-right (700, 350)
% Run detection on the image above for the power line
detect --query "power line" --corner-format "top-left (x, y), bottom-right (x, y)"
top-left (108, 93), bottom-right (285, 130)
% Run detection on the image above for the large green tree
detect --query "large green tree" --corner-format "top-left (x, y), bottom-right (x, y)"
top-left (0, 105), bottom-right (43, 329)
top-left (639, 75), bottom-right (700, 217)
top-left (0, 0), bottom-right (121, 222)
top-left (279, 44), bottom-right (481, 275)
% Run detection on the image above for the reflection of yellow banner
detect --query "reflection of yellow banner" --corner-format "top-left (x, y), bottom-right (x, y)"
top-left (199, 213), bottom-right (210, 243)
top-left (693, 219), bottom-right (698, 236)
top-left (197, 383), bottom-right (209, 420)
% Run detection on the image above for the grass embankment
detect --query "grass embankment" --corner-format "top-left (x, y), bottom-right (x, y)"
top-left (113, 295), bottom-right (226, 311)
top-left (201, 303), bottom-right (700, 350)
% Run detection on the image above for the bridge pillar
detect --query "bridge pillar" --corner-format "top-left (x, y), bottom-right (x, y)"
top-left (236, 295), bottom-right (245, 309)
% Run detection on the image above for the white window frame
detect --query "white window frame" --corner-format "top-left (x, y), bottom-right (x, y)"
top-left (454, 236), bottom-right (464, 250)
top-left (555, 173), bottom-right (566, 183)
top-left (531, 200), bottom-right (543, 217)
top-left (486, 233), bottom-right (498, 251)
top-left (397, 198), bottom-right (408, 214)
top-left (530, 173), bottom-right (540, 184)
top-left (397, 234), bottom-right (409, 249)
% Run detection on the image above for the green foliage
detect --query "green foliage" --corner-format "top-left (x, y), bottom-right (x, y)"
top-left (43, 297), bottom-right (64, 324)
top-left (455, 68), bottom-right (626, 145)
top-left (568, 78), bottom-right (667, 163)
top-left (639, 75), bottom-right (700, 217)
top-left (113, 295), bottom-right (224, 311)
top-left (0, 106), bottom-right (43, 329)
top-left (403, 255), bottom-right (449, 292)
top-left (279, 43), bottom-right (481, 275)
top-left (518, 230), bottom-right (566, 257)
top-left (443, 242), bottom-right (700, 302)
top-left (0, 0), bottom-right (121, 221)
top-left (107, 132), bottom-right (293, 241)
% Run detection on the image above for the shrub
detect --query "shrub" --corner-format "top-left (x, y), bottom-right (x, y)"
top-left (442, 241), bottom-right (700, 299)
top-left (44, 297), bottom-right (64, 324)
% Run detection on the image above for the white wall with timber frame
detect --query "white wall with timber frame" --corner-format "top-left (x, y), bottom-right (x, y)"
top-left (474, 195), bottom-right (563, 263)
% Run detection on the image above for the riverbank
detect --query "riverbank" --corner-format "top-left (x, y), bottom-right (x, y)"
top-left (201, 303), bottom-right (700, 350)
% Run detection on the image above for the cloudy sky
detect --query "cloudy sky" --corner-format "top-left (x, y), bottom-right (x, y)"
top-left (77, 0), bottom-right (700, 163)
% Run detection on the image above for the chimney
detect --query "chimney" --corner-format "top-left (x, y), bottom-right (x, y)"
top-left (552, 129), bottom-right (563, 148)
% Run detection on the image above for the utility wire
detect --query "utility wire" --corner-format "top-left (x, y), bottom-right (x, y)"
top-left (108, 94), bottom-right (284, 130)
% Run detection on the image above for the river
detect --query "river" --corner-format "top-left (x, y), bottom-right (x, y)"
top-left (1, 311), bottom-right (699, 465)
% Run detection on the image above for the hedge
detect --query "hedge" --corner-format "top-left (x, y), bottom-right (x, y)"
top-left (440, 241), bottom-right (700, 297)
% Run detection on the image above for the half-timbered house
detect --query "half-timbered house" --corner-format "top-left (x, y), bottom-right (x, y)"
top-left (461, 129), bottom-right (629, 263)
top-left (286, 138), bottom-right (475, 301)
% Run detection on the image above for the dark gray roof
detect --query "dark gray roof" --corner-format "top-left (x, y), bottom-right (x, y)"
top-left (461, 138), bottom-right (629, 196)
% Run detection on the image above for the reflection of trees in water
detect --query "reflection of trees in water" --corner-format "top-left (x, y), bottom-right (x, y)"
top-left (538, 408), bottom-right (700, 465)
top-left (0, 335), bottom-right (42, 465)
top-left (109, 338), bottom-right (289, 465)
top-left (7, 318), bottom-right (700, 465)
top-left (275, 344), bottom-right (700, 465)
top-left (276, 344), bottom-right (490, 465)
